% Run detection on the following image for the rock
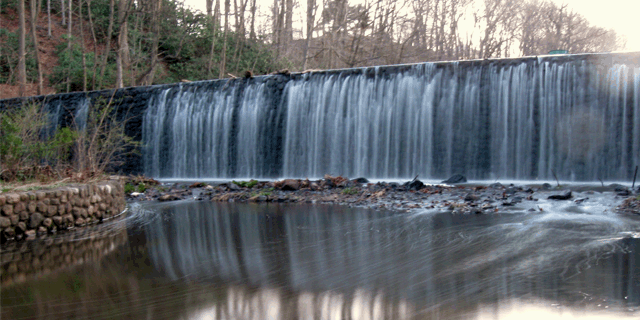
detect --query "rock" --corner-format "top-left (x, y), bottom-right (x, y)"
top-left (464, 193), bottom-right (479, 202)
top-left (158, 194), bottom-right (180, 202)
top-left (29, 212), bottom-right (44, 229)
top-left (441, 174), bottom-right (467, 184)
top-left (280, 179), bottom-right (301, 191)
top-left (404, 179), bottom-right (426, 191)
top-left (541, 183), bottom-right (552, 190)
top-left (489, 182), bottom-right (503, 189)
top-left (609, 184), bottom-right (628, 192)
top-left (24, 230), bottom-right (36, 238)
top-left (574, 198), bottom-right (588, 204)
top-left (248, 195), bottom-right (268, 202)
top-left (16, 222), bottom-right (27, 233)
top-left (548, 191), bottom-right (572, 200)
top-left (617, 190), bottom-right (630, 196)
top-left (0, 216), bottom-right (11, 228)
top-left (227, 183), bottom-right (241, 191)
top-left (43, 218), bottom-right (53, 228)
top-left (3, 227), bottom-right (16, 239)
top-left (352, 177), bottom-right (370, 184)
top-left (130, 192), bottom-right (143, 197)
top-left (505, 187), bottom-right (518, 195)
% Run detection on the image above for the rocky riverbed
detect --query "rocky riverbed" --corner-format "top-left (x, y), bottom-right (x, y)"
top-left (125, 175), bottom-right (640, 215)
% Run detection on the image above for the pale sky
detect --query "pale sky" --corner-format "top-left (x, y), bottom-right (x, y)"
top-left (183, 0), bottom-right (640, 52)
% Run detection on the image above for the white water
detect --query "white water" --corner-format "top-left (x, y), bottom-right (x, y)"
top-left (142, 55), bottom-right (640, 181)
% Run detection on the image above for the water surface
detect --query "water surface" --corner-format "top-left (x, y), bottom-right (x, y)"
top-left (2, 202), bottom-right (640, 319)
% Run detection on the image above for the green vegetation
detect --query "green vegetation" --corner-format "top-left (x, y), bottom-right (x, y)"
top-left (0, 98), bottom-right (136, 183)
top-left (0, 103), bottom-right (75, 181)
top-left (233, 180), bottom-right (258, 188)
top-left (342, 187), bottom-right (358, 195)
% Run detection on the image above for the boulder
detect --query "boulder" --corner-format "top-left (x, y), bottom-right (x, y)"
top-left (441, 174), bottom-right (467, 184)
top-left (29, 212), bottom-right (44, 229)
top-left (541, 183), bottom-right (552, 190)
top-left (352, 177), bottom-right (370, 184)
top-left (548, 191), bottom-right (572, 200)
top-left (158, 194), bottom-right (180, 202)
top-left (404, 179), bottom-right (426, 191)
top-left (280, 179), bottom-right (301, 191)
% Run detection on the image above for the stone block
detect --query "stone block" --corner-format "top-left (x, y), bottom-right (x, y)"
top-left (35, 191), bottom-right (46, 200)
top-left (81, 208), bottom-right (88, 218)
top-left (6, 194), bottom-right (20, 204)
top-left (29, 212), bottom-right (44, 229)
top-left (2, 204), bottom-right (13, 216)
top-left (13, 202), bottom-right (26, 214)
top-left (16, 222), bottom-right (27, 233)
top-left (52, 216), bottom-right (63, 227)
top-left (18, 211), bottom-right (29, 221)
top-left (87, 206), bottom-right (95, 216)
top-left (27, 192), bottom-right (36, 200)
top-left (60, 195), bottom-right (68, 203)
top-left (47, 206), bottom-right (58, 217)
top-left (0, 217), bottom-right (10, 228)
top-left (75, 218), bottom-right (86, 226)
top-left (36, 201), bottom-right (47, 213)
top-left (27, 201), bottom-right (37, 213)
top-left (43, 218), bottom-right (53, 228)
top-left (50, 198), bottom-right (60, 205)
top-left (58, 205), bottom-right (66, 215)
top-left (72, 208), bottom-right (82, 219)
top-left (42, 199), bottom-right (50, 206)
top-left (0, 195), bottom-right (5, 206)
top-left (19, 194), bottom-right (28, 201)
top-left (9, 214), bottom-right (19, 226)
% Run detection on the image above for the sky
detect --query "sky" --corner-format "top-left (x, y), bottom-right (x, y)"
top-left (183, 0), bottom-right (640, 52)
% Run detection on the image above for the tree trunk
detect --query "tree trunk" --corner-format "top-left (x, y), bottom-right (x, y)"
top-left (97, 0), bottom-right (114, 89)
top-left (86, 0), bottom-right (99, 90)
top-left (61, 0), bottom-right (65, 26)
top-left (18, 0), bottom-right (27, 97)
top-left (207, 0), bottom-right (219, 77)
top-left (249, 0), bottom-right (256, 40)
top-left (115, 0), bottom-right (130, 88)
top-left (302, 0), bottom-right (315, 70)
top-left (218, 0), bottom-right (229, 78)
top-left (30, 0), bottom-right (43, 95)
top-left (47, 0), bottom-right (52, 37)
top-left (78, 0), bottom-right (87, 91)
top-left (66, 0), bottom-right (72, 92)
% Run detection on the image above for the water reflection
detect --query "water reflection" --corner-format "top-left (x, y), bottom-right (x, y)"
top-left (2, 202), bottom-right (640, 319)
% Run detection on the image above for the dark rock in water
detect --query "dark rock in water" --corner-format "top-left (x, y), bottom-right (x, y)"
top-left (352, 177), bottom-right (370, 184)
top-left (505, 187), bottom-right (517, 195)
top-left (617, 190), bottom-right (630, 196)
top-left (227, 183), bottom-right (241, 191)
top-left (388, 182), bottom-right (400, 189)
top-left (609, 184), bottom-right (628, 192)
top-left (464, 193), bottom-right (479, 202)
top-left (548, 191), bottom-right (572, 200)
top-left (489, 182), bottom-right (503, 189)
top-left (574, 198), bottom-right (589, 204)
top-left (441, 174), bottom-right (467, 184)
top-left (541, 183), bottom-right (552, 190)
top-left (404, 179), bottom-right (426, 191)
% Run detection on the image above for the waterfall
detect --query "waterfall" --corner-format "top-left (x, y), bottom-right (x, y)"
top-left (141, 54), bottom-right (640, 181)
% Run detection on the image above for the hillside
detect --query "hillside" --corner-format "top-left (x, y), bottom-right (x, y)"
top-left (1, 7), bottom-right (104, 99)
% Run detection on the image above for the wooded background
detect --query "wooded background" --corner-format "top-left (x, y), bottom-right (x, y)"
top-left (0, 0), bottom-right (625, 98)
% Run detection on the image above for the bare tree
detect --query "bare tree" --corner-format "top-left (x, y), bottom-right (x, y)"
top-left (18, 0), bottom-right (27, 97)
top-left (30, 0), bottom-right (43, 94)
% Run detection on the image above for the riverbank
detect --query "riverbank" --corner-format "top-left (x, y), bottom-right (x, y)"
top-left (126, 175), bottom-right (640, 215)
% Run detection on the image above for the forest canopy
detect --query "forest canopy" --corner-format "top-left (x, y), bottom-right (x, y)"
top-left (0, 0), bottom-right (625, 97)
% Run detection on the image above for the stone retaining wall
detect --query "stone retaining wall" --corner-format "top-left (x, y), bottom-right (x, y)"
top-left (0, 180), bottom-right (125, 242)
top-left (1, 222), bottom-right (128, 286)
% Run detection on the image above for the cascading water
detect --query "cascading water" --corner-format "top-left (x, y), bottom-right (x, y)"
top-left (142, 54), bottom-right (640, 181)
